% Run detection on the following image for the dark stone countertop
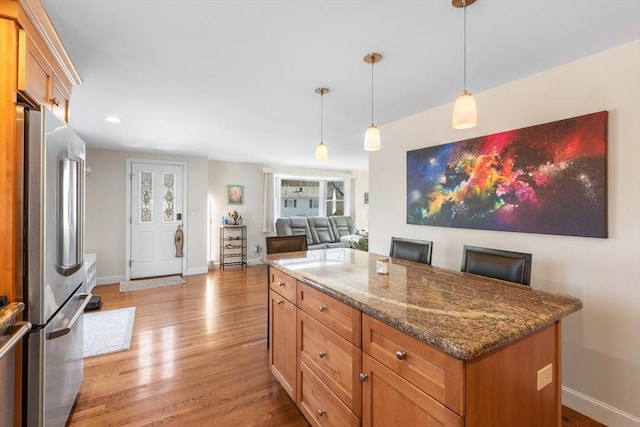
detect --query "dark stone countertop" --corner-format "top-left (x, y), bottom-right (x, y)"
top-left (265, 248), bottom-right (582, 360)
top-left (0, 302), bottom-right (25, 335)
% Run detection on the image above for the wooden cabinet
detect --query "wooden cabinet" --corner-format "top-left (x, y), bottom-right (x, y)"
top-left (298, 281), bottom-right (361, 345)
top-left (17, 15), bottom-right (72, 122)
top-left (361, 313), bottom-right (561, 427)
top-left (269, 269), bottom-right (561, 427)
top-left (361, 354), bottom-right (462, 427)
top-left (298, 360), bottom-right (360, 427)
top-left (271, 269), bottom-right (297, 302)
top-left (297, 282), bottom-right (361, 426)
top-left (362, 315), bottom-right (464, 414)
top-left (269, 290), bottom-right (297, 400)
top-left (269, 271), bottom-right (298, 400)
top-left (361, 315), bottom-right (463, 427)
top-left (298, 310), bottom-right (361, 415)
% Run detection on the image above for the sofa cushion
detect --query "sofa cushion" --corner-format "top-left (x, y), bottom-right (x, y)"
top-left (307, 216), bottom-right (336, 244)
top-left (329, 216), bottom-right (358, 238)
top-left (275, 217), bottom-right (313, 245)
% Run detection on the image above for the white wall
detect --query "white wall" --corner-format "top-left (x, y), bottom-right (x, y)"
top-left (85, 148), bottom-right (209, 282)
top-left (369, 41), bottom-right (640, 426)
top-left (208, 160), bottom-right (265, 266)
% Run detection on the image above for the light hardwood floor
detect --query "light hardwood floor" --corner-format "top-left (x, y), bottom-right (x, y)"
top-left (69, 264), bottom-right (309, 426)
top-left (69, 265), bottom-right (603, 427)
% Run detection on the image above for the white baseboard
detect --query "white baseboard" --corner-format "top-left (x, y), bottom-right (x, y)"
top-left (96, 275), bottom-right (124, 286)
top-left (563, 386), bottom-right (640, 427)
top-left (185, 266), bottom-right (208, 276)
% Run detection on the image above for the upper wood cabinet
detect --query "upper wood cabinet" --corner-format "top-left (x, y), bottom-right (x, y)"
top-left (17, 18), bottom-right (72, 122)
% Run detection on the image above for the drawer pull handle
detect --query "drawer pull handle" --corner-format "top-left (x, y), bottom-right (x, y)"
top-left (318, 351), bottom-right (326, 359)
top-left (359, 372), bottom-right (368, 382)
top-left (318, 305), bottom-right (326, 312)
top-left (278, 281), bottom-right (285, 287)
top-left (395, 350), bottom-right (407, 360)
top-left (317, 409), bottom-right (326, 417)
top-left (49, 97), bottom-right (60, 106)
top-left (276, 299), bottom-right (283, 305)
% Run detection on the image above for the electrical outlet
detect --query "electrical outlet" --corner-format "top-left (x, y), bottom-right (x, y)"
top-left (537, 363), bottom-right (553, 391)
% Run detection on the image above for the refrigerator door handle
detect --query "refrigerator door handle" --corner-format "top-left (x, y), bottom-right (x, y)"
top-left (47, 293), bottom-right (92, 340)
top-left (0, 321), bottom-right (31, 359)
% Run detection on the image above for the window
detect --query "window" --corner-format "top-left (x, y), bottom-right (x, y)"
top-left (276, 177), bottom-right (350, 218)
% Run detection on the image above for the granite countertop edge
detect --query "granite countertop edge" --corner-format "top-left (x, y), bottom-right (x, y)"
top-left (0, 302), bottom-right (25, 335)
top-left (268, 262), bottom-right (582, 360)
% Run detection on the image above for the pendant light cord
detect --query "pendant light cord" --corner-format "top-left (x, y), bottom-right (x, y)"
top-left (463, 0), bottom-right (467, 91)
top-left (320, 91), bottom-right (324, 142)
top-left (371, 60), bottom-right (375, 126)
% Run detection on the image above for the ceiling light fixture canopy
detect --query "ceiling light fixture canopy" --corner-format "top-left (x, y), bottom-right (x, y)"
top-left (364, 52), bottom-right (382, 151)
top-left (315, 87), bottom-right (329, 162)
top-left (452, 0), bottom-right (477, 129)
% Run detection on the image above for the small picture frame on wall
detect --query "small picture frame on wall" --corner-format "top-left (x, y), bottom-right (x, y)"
top-left (227, 185), bottom-right (244, 205)
top-left (364, 192), bottom-right (369, 204)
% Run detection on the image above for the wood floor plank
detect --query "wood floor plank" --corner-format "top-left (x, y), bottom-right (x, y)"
top-left (68, 265), bottom-right (309, 427)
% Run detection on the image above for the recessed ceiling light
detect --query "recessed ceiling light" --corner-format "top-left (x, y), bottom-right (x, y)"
top-left (105, 116), bottom-right (121, 123)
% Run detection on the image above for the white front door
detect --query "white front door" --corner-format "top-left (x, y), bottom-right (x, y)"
top-left (130, 162), bottom-right (184, 279)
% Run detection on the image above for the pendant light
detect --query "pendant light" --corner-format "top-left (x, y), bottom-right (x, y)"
top-left (315, 87), bottom-right (329, 162)
top-left (452, 0), bottom-right (477, 129)
top-left (364, 52), bottom-right (382, 151)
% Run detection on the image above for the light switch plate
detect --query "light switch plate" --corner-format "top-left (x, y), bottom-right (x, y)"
top-left (537, 363), bottom-right (553, 391)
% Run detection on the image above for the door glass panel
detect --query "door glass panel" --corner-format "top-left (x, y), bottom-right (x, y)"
top-left (163, 173), bottom-right (176, 222)
top-left (140, 171), bottom-right (153, 223)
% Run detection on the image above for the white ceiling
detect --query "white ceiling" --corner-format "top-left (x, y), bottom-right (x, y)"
top-left (42, 0), bottom-right (640, 171)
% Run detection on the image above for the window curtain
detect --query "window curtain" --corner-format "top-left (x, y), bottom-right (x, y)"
top-left (262, 170), bottom-right (275, 233)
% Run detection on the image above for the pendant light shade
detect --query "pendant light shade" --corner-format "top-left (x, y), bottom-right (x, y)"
top-left (315, 141), bottom-right (328, 162)
top-left (315, 87), bottom-right (329, 162)
top-left (452, 0), bottom-right (477, 129)
top-left (364, 125), bottom-right (380, 151)
top-left (364, 52), bottom-right (382, 151)
top-left (452, 89), bottom-right (477, 129)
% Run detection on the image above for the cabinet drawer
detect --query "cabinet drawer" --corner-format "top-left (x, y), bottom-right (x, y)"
top-left (298, 360), bottom-right (360, 427)
top-left (270, 269), bottom-right (297, 303)
top-left (362, 354), bottom-right (462, 427)
top-left (298, 282), bottom-right (361, 346)
top-left (362, 314), bottom-right (464, 415)
top-left (298, 310), bottom-right (361, 415)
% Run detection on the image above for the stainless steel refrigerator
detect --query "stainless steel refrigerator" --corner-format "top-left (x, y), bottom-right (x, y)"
top-left (19, 106), bottom-right (92, 427)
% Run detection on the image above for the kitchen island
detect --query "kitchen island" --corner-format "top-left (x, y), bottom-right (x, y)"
top-left (265, 248), bottom-right (582, 427)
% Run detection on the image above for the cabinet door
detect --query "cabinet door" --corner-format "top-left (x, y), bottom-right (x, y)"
top-left (21, 32), bottom-right (51, 106)
top-left (269, 290), bottom-right (297, 400)
top-left (361, 354), bottom-right (462, 427)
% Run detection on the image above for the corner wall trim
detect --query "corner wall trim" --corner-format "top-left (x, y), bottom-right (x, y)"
top-left (562, 386), bottom-right (640, 427)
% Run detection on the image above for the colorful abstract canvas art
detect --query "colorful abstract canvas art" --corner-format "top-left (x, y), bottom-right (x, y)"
top-left (406, 111), bottom-right (608, 238)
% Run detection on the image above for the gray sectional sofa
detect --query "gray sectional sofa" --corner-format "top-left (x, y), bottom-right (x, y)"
top-left (275, 216), bottom-right (368, 251)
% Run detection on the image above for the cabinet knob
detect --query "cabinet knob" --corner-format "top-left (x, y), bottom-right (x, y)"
top-left (359, 372), bottom-right (368, 382)
top-left (317, 409), bottom-right (326, 417)
top-left (318, 351), bottom-right (326, 359)
top-left (278, 281), bottom-right (285, 287)
top-left (395, 350), bottom-right (407, 360)
top-left (276, 299), bottom-right (283, 305)
top-left (49, 97), bottom-right (60, 106)
top-left (318, 305), bottom-right (326, 312)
